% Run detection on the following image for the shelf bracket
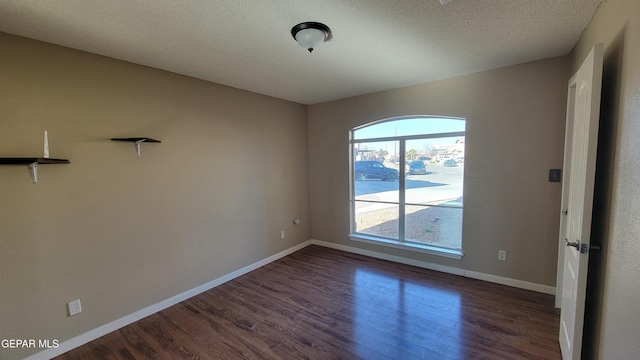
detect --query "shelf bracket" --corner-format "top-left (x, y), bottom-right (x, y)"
top-left (135, 140), bottom-right (144, 157)
top-left (29, 162), bottom-right (38, 183)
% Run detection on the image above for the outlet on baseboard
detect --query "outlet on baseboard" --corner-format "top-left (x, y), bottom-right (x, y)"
top-left (68, 299), bottom-right (82, 316)
top-left (498, 250), bottom-right (507, 261)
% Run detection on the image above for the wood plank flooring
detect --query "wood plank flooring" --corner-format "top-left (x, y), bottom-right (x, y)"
top-left (55, 245), bottom-right (561, 359)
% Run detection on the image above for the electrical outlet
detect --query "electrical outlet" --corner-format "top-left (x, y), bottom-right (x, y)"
top-left (280, 230), bottom-right (285, 240)
top-left (498, 250), bottom-right (507, 261)
top-left (68, 299), bottom-right (82, 316)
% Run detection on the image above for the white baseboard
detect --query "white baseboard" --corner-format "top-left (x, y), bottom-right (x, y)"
top-left (26, 240), bottom-right (313, 360)
top-left (309, 239), bottom-right (556, 295)
top-left (463, 269), bottom-right (556, 295)
top-left (28, 238), bottom-right (554, 359)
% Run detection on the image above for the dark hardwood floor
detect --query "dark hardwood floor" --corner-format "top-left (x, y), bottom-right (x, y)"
top-left (55, 245), bottom-right (561, 360)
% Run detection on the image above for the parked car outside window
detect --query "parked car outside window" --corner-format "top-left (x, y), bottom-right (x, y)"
top-left (354, 161), bottom-right (398, 181)
top-left (408, 160), bottom-right (427, 175)
top-left (443, 159), bottom-right (458, 167)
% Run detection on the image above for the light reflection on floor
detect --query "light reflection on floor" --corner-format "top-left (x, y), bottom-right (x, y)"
top-left (353, 268), bottom-right (462, 359)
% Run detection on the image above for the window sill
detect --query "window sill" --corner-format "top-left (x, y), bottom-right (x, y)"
top-left (348, 234), bottom-right (463, 260)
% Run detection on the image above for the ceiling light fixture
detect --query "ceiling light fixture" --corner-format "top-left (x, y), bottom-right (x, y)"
top-left (291, 22), bottom-right (331, 53)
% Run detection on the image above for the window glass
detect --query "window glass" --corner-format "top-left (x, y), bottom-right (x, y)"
top-left (353, 141), bottom-right (399, 203)
top-left (354, 203), bottom-right (399, 240)
top-left (351, 117), bottom-right (465, 253)
top-left (405, 205), bottom-right (463, 250)
top-left (353, 117), bottom-right (465, 140)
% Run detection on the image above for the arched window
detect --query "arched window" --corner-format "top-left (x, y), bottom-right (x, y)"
top-left (349, 116), bottom-right (465, 258)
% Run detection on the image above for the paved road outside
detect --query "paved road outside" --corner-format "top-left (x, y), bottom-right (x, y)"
top-left (355, 162), bottom-right (463, 209)
top-left (353, 161), bottom-right (463, 249)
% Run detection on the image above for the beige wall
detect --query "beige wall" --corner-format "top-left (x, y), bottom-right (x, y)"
top-left (308, 57), bottom-right (568, 286)
top-left (0, 33), bottom-right (310, 360)
top-left (6, 3), bottom-right (637, 356)
top-left (570, 0), bottom-right (640, 358)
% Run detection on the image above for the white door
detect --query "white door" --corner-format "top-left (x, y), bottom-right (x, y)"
top-left (558, 44), bottom-right (603, 360)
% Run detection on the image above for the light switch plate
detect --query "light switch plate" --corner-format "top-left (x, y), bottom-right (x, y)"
top-left (549, 169), bottom-right (562, 182)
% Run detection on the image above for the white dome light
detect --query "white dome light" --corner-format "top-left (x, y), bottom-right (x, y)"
top-left (291, 22), bottom-right (331, 53)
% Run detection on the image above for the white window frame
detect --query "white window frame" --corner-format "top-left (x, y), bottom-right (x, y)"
top-left (348, 117), bottom-right (465, 259)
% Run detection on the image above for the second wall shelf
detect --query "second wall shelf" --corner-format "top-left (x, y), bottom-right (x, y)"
top-left (111, 137), bottom-right (161, 157)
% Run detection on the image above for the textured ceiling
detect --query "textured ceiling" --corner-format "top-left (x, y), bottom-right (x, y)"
top-left (0, 0), bottom-right (602, 105)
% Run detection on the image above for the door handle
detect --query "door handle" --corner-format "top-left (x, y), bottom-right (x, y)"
top-left (565, 238), bottom-right (580, 249)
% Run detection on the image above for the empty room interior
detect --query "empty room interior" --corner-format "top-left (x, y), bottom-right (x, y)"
top-left (1, 0), bottom-right (639, 359)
